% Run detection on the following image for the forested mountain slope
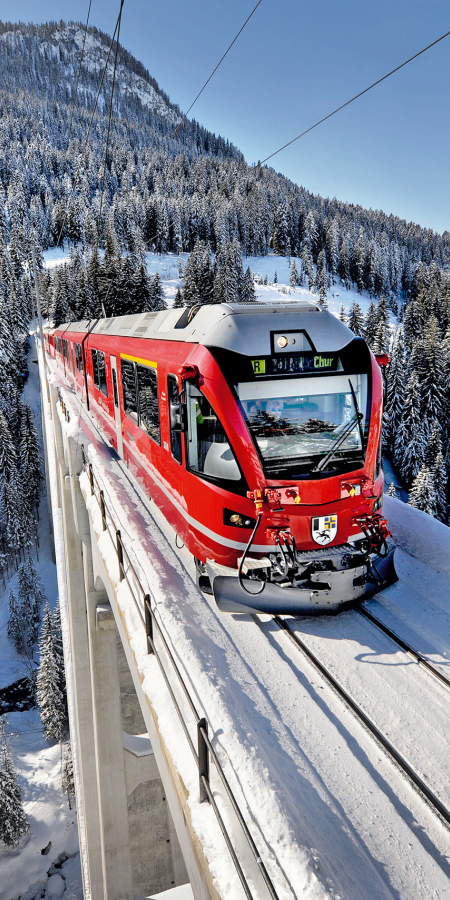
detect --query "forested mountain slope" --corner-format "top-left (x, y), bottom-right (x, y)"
top-left (0, 20), bottom-right (449, 300)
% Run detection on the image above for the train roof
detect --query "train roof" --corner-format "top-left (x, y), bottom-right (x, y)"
top-left (49, 301), bottom-right (358, 355)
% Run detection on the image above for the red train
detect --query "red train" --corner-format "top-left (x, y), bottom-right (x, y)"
top-left (45, 301), bottom-right (396, 614)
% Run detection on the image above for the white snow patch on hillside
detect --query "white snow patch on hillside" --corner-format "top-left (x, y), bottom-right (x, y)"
top-left (43, 248), bottom-right (393, 325)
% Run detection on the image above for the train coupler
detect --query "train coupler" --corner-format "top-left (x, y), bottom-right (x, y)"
top-left (352, 513), bottom-right (391, 557)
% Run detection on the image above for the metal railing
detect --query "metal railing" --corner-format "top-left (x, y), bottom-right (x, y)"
top-left (81, 446), bottom-right (280, 900)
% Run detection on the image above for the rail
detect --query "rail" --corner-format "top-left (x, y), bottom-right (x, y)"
top-left (80, 445), bottom-right (280, 900)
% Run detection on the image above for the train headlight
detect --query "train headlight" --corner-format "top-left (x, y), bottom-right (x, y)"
top-left (277, 335), bottom-right (289, 348)
top-left (223, 508), bottom-right (256, 529)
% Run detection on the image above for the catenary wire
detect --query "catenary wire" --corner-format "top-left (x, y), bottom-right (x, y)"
top-left (53, 3), bottom-right (125, 255)
top-left (142, 0), bottom-right (264, 250)
top-left (53, 0), bottom-right (93, 253)
top-left (254, 27), bottom-right (450, 168)
top-left (159, 0), bottom-right (264, 155)
top-left (99, 0), bottom-right (124, 226)
top-left (66, 0), bottom-right (93, 144)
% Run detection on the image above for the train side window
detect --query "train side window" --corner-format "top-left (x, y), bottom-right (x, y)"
top-left (168, 375), bottom-right (182, 464)
top-left (63, 339), bottom-right (69, 361)
top-left (112, 368), bottom-right (119, 408)
top-left (92, 349), bottom-right (108, 396)
top-left (98, 351), bottom-right (108, 396)
top-left (187, 385), bottom-right (240, 482)
top-left (91, 348), bottom-right (99, 388)
top-left (75, 343), bottom-right (83, 372)
top-left (137, 364), bottom-right (160, 444)
top-left (121, 358), bottom-right (138, 421)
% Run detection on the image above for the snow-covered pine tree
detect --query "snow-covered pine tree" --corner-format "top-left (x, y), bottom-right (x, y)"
top-left (289, 260), bottom-right (299, 288)
top-left (394, 371), bottom-right (426, 485)
top-left (173, 286), bottom-right (184, 308)
top-left (19, 402), bottom-right (42, 523)
top-left (425, 419), bottom-right (443, 468)
top-left (214, 239), bottom-right (244, 304)
top-left (52, 600), bottom-right (67, 723)
top-left (0, 717), bottom-right (29, 847)
top-left (364, 299), bottom-right (378, 348)
top-left (432, 451), bottom-right (447, 524)
top-left (150, 273), bottom-right (166, 311)
top-left (36, 603), bottom-right (67, 743)
top-left (315, 250), bottom-right (328, 307)
top-left (242, 267), bottom-right (256, 302)
top-left (18, 557), bottom-right (45, 650)
top-left (339, 304), bottom-right (346, 323)
top-left (7, 589), bottom-right (25, 654)
top-left (347, 300), bottom-right (364, 336)
top-left (382, 327), bottom-right (405, 454)
top-left (408, 466), bottom-right (437, 517)
top-left (62, 742), bottom-right (75, 809)
top-left (387, 482), bottom-right (397, 497)
top-left (421, 316), bottom-right (445, 437)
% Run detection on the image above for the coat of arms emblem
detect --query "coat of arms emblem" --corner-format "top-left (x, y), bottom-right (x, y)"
top-left (312, 514), bottom-right (337, 545)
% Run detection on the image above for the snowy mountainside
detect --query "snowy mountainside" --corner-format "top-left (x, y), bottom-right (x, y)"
top-left (37, 24), bottom-right (180, 124)
top-left (0, 21), bottom-right (178, 122)
top-left (0, 20), bottom-right (242, 162)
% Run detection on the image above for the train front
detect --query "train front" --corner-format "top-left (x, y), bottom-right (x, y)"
top-left (193, 302), bottom-right (397, 614)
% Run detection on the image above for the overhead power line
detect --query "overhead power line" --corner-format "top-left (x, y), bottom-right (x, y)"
top-left (53, 2), bottom-right (125, 253)
top-left (254, 27), bottom-right (450, 168)
top-left (161, 0), bottom-right (264, 153)
top-left (99, 0), bottom-right (125, 225)
top-left (66, 0), bottom-right (93, 143)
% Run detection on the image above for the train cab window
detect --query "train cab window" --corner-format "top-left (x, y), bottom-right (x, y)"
top-left (91, 349), bottom-right (108, 396)
top-left (121, 358), bottom-right (138, 421)
top-left (187, 385), bottom-right (240, 482)
top-left (75, 343), bottom-right (83, 372)
top-left (137, 364), bottom-right (160, 444)
top-left (168, 375), bottom-right (182, 464)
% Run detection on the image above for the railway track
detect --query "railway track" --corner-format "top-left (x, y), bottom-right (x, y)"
top-left (270, 611), bottom-right (450, 830)
top-left (358, 604), bottom-right (450, 691)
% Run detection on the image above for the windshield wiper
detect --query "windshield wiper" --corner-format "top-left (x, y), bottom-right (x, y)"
top-left (312, 379), bottom-right (364, 473)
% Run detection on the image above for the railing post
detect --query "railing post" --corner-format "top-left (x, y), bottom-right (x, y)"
top-left (116, 529), bottom-right (124, 581)
top-left (198, 718), bottom-right (210, 804)
top-left (81, 444), bottom-right (86, 466)
top-left (144, 594), bottom-right (154, 654)
top-left (89, 463), bottom-right (94, 496)
top-left (100, 491), bottom-right (107, 531)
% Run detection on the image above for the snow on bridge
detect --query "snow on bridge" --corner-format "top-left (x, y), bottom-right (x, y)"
top-left (39, 341), bottom-right (450, 900)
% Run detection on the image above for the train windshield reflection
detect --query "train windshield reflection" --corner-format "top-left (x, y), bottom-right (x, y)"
top-left (237, 374), bottom-right (368, 476)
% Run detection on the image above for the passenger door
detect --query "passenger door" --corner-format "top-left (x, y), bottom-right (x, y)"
top-left (110, 355), bottom-right (123, 458)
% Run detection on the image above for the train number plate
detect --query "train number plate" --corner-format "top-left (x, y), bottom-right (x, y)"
top-left (312, 515), bottom-right (338, 545)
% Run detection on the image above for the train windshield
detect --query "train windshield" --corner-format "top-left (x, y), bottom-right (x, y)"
top-left (237, 374), bottom-right (368, 478)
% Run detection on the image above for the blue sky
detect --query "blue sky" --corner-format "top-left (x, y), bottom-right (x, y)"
top-left (7, 0), bottom-right (450, 234)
